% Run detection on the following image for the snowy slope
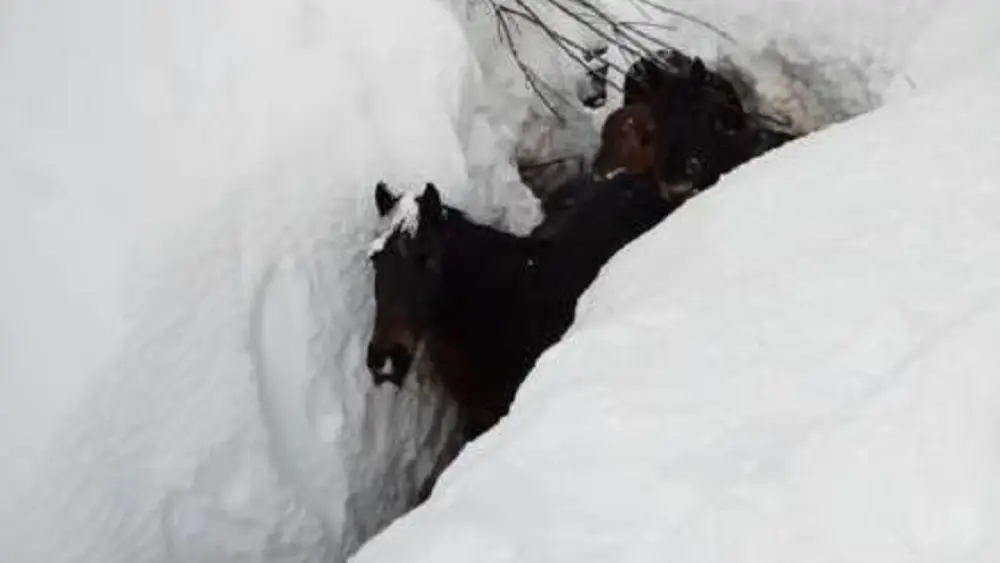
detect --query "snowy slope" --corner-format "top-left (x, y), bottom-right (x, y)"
top-left (589, 0), bottom-right (973, 133)
top-left (4, 0), bottom-right (999, 561)
top-left (350, 7), bottom-right (1000, 563)
top-left (0, 0), bottom-right (543, 561)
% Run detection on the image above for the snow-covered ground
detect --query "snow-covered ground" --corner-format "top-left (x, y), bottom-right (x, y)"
top-left (350, 1), bottom-right (1000, 562)
top-left (4, 0), bottom-right (1000, 561)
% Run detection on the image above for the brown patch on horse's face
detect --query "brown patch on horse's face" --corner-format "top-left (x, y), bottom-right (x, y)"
top-left (592, 103), bottom-right (659, 181)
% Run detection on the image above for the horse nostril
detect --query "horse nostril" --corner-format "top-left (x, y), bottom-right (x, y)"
top-left (366, 342), bottom-right (387, 372)
top-left (365, 341), bottom-right (413, 387)
top-left (389, 343), bottom-right (413, 375)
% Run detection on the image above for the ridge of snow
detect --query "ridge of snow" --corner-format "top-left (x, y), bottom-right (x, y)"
top-left (350, 51), bottom-right (1000, 563)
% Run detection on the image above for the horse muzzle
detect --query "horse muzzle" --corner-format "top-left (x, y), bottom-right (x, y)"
top-left (366, 341), bottom-right (413, 387)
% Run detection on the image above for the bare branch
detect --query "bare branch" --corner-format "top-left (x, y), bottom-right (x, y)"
top-left (630, 0), bottom-right (736, 43)
top-left (622, 0), bottom-right (654, 21)
top-left (478, 0), bottom-right (743, 118)
top-left (504, 1), bottom-right (628, 89)
top-left (618, 20), bottom-right (679, 33)
top-left (546, 0), bottom-right (657, 61)
top-left (489, 0), bottom-right (567, 122)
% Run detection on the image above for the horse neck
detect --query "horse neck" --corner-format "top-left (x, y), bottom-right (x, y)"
top-left (431, 213), bottom-right (568, 383)
top-left (437, 215), bottom-right (537, 299)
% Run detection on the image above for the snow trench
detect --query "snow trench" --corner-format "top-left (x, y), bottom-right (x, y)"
top-left (0, 0), bottom-right (952, 561)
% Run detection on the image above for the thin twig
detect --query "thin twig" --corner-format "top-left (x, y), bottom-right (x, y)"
top-left (505, 1), bottom-right (628, 90)
top-left (482, 0), bottom-right (745, 119)
top-left (568, 0), bottom-right (683, 60)
top-left (553, 0), bottom-right (661, 62)
top-left (491, 0), bottom-right (566, 122)
top-left (619, 20), bottom-right (679, 32)
top-left (631, 0), bottom-right (736, 43)
top-left (622, 0), bottom-right (654, 21)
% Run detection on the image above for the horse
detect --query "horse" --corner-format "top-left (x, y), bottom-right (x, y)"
top-left (366, 177), bottom-right (675, 440)
top-left (580, 47), bottom-right (800, 191)
top-left (366, 182), bottom-right (576, 439)
top-left (534, 100), bottom-right (695, 253)
top-left (628, 52), bottom-right (793, 191)
top-left (529, 170), bottom-right (679, 286)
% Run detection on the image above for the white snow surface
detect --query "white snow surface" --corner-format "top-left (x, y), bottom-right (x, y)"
top-left (5, 0), bottom-right (1000, 561)
top-left (0, 0), bottom-right (546, 561)
top-left (351, 1), bottom-right (1000, 562)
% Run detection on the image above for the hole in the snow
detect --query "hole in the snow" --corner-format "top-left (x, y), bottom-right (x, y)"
top-left (352, 11), bottom-right (882, 558)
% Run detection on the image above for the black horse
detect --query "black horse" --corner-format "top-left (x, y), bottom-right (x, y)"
top-left (367, 182), bottom-right (571, 439)
top-left (366, 177), bottom-right (673, 440)
top-left (581, 47), bottom-right (799, 192)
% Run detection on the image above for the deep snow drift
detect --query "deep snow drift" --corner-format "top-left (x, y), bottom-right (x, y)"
top-left (352, 64), bottom-right (1000, 563)
top-left (0, 0), bottom-right (555, 560)
top-left (4, 0), bottom-right (999, 562)
top-left (350, 1), bottom-right (1000, 561)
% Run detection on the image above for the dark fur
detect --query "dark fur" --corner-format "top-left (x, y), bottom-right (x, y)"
top-left (582, 48), bottom-right (799, 192)
top-left (532, 173), bottom-right (679, 296)
top-left (368, 183), bottom-right (569, 439)
top-left (367, 178), bottom-right (673, 439)
top-left (591, 103), bottom-right (659, 182)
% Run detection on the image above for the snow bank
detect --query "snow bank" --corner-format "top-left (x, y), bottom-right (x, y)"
top-left (350, 16), bottom-right (1000, 563)
top-left (0, 0), bottom-right (542, 561)
top-left (435, 0), bottom-right (610, 196)
top-left (593, 0), bottom-right (965, 132)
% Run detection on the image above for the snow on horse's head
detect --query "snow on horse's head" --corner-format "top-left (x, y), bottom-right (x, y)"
top-left (365, 182), bottom-right (444, 387)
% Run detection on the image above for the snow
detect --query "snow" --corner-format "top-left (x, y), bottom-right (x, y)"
top-left (0, 0), bottom-right (546, 561)
top-left (350, 2), bottom-right (1000, 562)
top-left (6, 0), bottom-right (1000, 561)
top-left (368, 193), bottom-right (421, 258)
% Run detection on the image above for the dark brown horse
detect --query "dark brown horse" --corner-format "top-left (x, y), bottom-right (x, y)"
top-left (589, 102), bottom-right (703, 205)
top-left (582, 48), bottom-right (799, 192)
top-left (367, 182), bottom-right (572, 439)
top-left (366, 178), bottom-right (674, 440)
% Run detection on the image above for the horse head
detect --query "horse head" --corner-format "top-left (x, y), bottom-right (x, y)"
top-left (650, 57), bottom-right (751, 191)
top-left (366, 181), bottom-right (449, 387)
top-left (592, 103), bottom-right (659, 181)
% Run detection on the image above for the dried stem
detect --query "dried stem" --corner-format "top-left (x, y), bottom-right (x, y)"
top-left (480, 0), bottom-right (740, 119)
top-left (491, 0), bottom-right (566, 122)
top-left (631, 0), bottom-right (736, 43)
top-left (502, 1), bottom-right (628, 87)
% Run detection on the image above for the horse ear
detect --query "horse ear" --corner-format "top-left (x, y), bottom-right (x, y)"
top-left (375, 181), bottom-right (398, 216)
top-left (690, 58), bottom-right (707, 84)
top-left (420, 182), bottom-right (443, 226)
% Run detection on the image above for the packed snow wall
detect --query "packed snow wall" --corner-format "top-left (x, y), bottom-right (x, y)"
top-left (0, 0), bottom-right (565, 561)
